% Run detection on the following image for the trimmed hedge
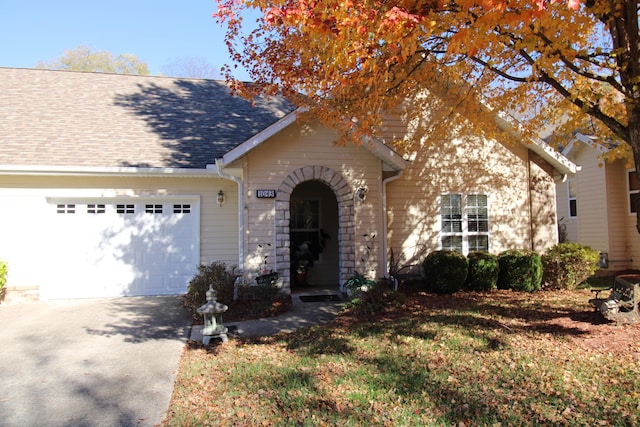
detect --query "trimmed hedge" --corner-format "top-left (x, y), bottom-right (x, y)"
top-left (422, 250), bottom-right (469, 294)
top-left (465, 251), bottom-right (499, 291)
top-left (542, 243), bottom-right (600, 290)
top-left (497, 249), bottom-right (542, 292)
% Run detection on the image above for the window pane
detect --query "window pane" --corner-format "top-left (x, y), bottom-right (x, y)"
top-left (468, 217), bottom-right (489, 232)
top-left (568, 180), bottom-right (577, 198)
top-left (442, 215), bottom-right (462, 232)
top-left (116, 204), bottom-right (135, 214)
top-left (569, 199), bottom-right (577, 217)
top-left (145, 204), bottom-right (163, 214)
top-left (467, 195), bottom-right (487, 212)
top-left (441, 194), bottom-right (462, 232)
top-left (631, 193), bottom-right (639, 214)
top-left (441, 194), bottom-right (462, 213)
top-left (291, 200), bottom-right (319, 229)
top-left (467, 195), bottom-right (488, 232)
top-left (467, 194), bottom-right (487, 208)
top-left (469, 235), bottom-right (489, 252)
top-left (56, 204), bottom-right (75, 214)
top-left (629, 171), bottom-right (639, 191)
top-left (442, 236), bottom-right (463, 252)
top-left (87, 204), bottom-right (106, 214)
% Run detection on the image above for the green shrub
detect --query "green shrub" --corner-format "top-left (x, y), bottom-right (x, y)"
top-left (345, 278), bottom-right (405, 316)
top-left (344, 271), bottom-right (376, 298)
top-left (234, 282), bottom-right (291, 320)
top-left (497, 250), bottom-right (542, 292)
top-left (465, 251), bottom-right (499, 291)
top-left (182, 262), bottom-right (237, 322)
top-left (542, 243), bottom-right (600, 290)
top-left (422, 250), bottom-right (469, 294)
top-left (0, 260), bottom-right (7, 302)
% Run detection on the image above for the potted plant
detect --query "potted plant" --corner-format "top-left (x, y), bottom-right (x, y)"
top-left (290, 229), bottom-right (329, 287)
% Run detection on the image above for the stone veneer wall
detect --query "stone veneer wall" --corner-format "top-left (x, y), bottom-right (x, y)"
top-left (275, 166), bottom-right (356, 291)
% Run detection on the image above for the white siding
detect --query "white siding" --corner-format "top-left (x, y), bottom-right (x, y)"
top-left (573, 147), bottom-right (610, 252)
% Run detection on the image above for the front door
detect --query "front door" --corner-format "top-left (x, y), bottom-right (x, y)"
top-left (290, 181), bottom-right (338, 287)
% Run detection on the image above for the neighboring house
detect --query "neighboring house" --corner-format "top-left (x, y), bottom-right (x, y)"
top-left (556, 132), bottom-right (639, 272)
top-left (0, 67), bottom-right (576, 302)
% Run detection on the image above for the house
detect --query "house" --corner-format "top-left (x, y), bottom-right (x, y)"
top-left (555, 132), bottom-right (639, 272)
top-left (0, 67), bottom-right (577, 302)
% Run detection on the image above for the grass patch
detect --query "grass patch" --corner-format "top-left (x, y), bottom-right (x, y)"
top-left (164, 290), bottom-right (640, 426)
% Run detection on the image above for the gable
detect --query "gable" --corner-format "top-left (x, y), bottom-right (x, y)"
top-left (378, 102), bottom-right (576, 177)
top-left (221, 113), bottom-right (408, 171)
top-left (0, 68), bottom-right (295, 170)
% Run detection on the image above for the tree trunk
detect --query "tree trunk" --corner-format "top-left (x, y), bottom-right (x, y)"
top-left (628, 109), bottom-right (640, 234)
top-left (608, 0), bottom-right (640, 234)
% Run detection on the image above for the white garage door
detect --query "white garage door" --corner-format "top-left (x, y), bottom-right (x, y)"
top-left (35, 197), bottom-right (200, 300)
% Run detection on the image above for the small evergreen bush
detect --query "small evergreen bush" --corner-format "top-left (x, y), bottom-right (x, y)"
top-left (497, 250), bottom-right (542, 292)
top-left (0, 260), bottom-right (7, 302)
top-left (422, 250), bottom-right (469, 294)
top-left (465, 251), bottom-right (499, 291)
top-left (542, 243), bottom-right (600, 290)
top-left (182, 262), bottom-right (237, 321)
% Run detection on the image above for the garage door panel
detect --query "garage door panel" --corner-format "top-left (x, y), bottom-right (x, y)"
top-left (38, 199), bottom-right (200, 300)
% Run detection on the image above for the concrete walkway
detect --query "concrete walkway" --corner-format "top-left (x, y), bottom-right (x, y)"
top-left (191, 287), bottom-right (345, 341)
top-left (0, 296), bottom-right (190, 427)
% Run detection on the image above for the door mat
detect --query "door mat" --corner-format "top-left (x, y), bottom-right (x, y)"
top-left (299, 294), bottom-right (341, 302)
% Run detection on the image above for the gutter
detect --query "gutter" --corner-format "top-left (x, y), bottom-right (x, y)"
top-left (212, 159), bottom-right (245, 274)
top-left (0, 164), bottom-right (221, 178)
top-left (527, 155), bottom-right (535, 251)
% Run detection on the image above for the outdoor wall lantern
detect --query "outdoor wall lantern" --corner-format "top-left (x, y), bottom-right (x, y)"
top-left (355, 187), bottom-right (368, 202)
top-left (598, 252), bottom-right (609, 269)
top-left (217, 190), bottom-right (225, 207)
top-left (197, 285), bottom-right (229, 344)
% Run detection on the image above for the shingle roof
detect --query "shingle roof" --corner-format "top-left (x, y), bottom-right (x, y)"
top-left (0, 67), bottom-right (296, 169)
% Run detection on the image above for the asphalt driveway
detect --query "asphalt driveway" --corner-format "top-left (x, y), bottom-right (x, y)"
top-left (0, 296), bottom-right (191, 427)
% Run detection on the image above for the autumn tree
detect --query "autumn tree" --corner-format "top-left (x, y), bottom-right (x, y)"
top-left (214, 0), bottom-right (640, 231)
top-left (37, 45), bottom-right (150, 75)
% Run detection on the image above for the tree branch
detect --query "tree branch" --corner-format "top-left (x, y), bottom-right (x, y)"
top-left (470, 56), bottom-right (529, 83)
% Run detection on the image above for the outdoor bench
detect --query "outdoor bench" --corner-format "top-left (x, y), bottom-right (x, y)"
top-left (589, 275), bottom-right (639, 323)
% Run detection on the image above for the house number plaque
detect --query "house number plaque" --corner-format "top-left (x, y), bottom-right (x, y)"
top-left (256, 189), bottom-right (276, 198)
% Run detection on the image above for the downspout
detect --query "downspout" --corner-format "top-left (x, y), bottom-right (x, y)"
top-left (214, 158), bottom-right (244, 274)
top-left (382, 170), bottom-right (403, 289)
top-left (527, 154), bottom-right (535, 251)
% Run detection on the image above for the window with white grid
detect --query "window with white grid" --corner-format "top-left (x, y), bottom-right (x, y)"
top-left (440, 194), bottom-right (489, 254)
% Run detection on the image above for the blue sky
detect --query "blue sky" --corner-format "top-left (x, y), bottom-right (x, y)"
top-left (0, 0), bottom-right (252, 80)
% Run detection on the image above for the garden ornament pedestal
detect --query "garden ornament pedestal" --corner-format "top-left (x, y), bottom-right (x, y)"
top-left (197, 285), bottom-right (229, 344)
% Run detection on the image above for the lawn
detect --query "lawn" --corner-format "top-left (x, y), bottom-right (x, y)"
top-left (164, 288), bottom-right (639, 426)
